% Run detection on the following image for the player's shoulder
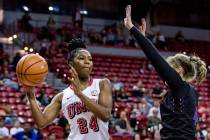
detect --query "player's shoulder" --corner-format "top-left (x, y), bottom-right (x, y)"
top-left (98, 78), bottom-right (111, 88)
top-left (93, 78), bottom-right (110, 84)
top-left (100, 78), bottom-right (111, 83)
top-left (52, 92), bottom-right (64, 103)
top-left (62, 86), bottom-right (71, 93)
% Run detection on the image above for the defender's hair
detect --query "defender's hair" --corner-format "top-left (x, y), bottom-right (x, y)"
top-left (166, 53), bottom-right (207, 84)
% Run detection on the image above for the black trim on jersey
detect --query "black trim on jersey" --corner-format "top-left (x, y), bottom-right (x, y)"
top-left (77, 117), bottom-right (88, 134)
top-left (68, 104), bottom-right (75, 119)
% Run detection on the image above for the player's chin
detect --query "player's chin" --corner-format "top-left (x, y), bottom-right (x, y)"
top-left (79, 71), bottom-right (91, 78)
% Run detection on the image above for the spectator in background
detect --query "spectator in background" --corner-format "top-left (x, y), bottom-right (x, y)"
top-left (56, 28), bottom-right (66, 43)
top-left (112, 77), bottom-right (124, 99)
top-left (138, 100), bottom-right (151, 116)
top-left (196, 123), bottom-right (205, 140)
top-left (72, 22), bottom-right (82, 38)
top-left (112, 77), bottom-right (124, 92)
top-left (0, 78), bottom-right (19, 91)
top-left (73, 8), bottom-right (83, 28)
top-left (132, 80), bottom-right (145, 98)
top-left (37, 88), bottom-right (50, 106)
top-left (127, 33), bottom-right (137, 47)
top-left (0, 117), bottom-right (9, 138)
top-left (114, 111), bottom-right (132, 134)
top-left (116, 27), bottom-right (125, 46)
top-left (4, 105), bottom-right (17, 125)
top-left (131, 104), bottom-right (141, 117)
top-left (175, 30), bottom-right (185, 42)
top-left (47, 16), bottom-right (56, 29)
top-left (37, 26), bottom-right (55, 41)
top-left (88, 31), bottom-right (103, 45)
top-left (39, 45), bottom-right (48, 58)
top-left (147, 108), bottom-right (161, 131)
top-left (152, 83), bottom-right (163, 96)
top-left (147, 100), bottom-right (161, 120)
top-left (20, 11), bottom-right (33, 32)
top-left (130, 103), bottom-right (141, 129)
top-left (105, 28), bottom-right (116, 45)
top-left (152, 89), bottom-right (167, 102)
top-left (10, 121), bottom-right (24, 137)
top-left (13, 123), bottom-right (37, 140)
top-left (152, 32), bottom-right (167, 50)
top-left (12, 52), bottom-right (21, 71)
top-left (117, 88), bottom-right (128, 101)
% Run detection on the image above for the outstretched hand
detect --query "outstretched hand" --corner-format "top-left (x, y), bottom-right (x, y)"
top-left (124, 5), bottom-right (134, 30)
top-left (124, 5), bottom-right (147, 36)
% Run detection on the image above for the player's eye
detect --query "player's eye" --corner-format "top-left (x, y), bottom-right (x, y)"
top-left (78, 57), bottom-right (84, 60)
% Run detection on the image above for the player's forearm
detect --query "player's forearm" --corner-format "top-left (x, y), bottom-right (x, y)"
top-left (27, 93), bottom-right (47, 128)
top-left (77, 93), bottom-right (111, 122)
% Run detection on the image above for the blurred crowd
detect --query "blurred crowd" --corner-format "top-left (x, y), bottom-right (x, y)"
top-left (16, 12), bottom-right (179, 51)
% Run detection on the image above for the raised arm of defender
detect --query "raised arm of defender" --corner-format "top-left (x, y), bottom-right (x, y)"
top-left (124, 5), bottom-right (185, 90)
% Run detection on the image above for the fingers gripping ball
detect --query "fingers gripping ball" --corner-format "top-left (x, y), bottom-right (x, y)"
top-left (16, 54), bottom-right (48, 86)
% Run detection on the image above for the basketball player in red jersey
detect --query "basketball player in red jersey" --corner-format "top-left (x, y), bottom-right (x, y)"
top-left (23, 38), bottom-right (113, 140)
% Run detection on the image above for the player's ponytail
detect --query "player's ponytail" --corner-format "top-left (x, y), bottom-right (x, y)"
top-left (189, 55), bottom-right (207, 84)
top-left (167, 53), bottom-right (207, 84)
top-left (67, 38), bottom-right (87, 62)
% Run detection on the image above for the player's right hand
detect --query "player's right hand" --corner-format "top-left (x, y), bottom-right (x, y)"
top-left (22, 85), bottom-right (35, 100)
top-left (139, 18), bottom-right (146, 37)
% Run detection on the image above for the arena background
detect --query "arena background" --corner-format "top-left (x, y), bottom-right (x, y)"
top-left (0, 0), bottom-right (210, 139)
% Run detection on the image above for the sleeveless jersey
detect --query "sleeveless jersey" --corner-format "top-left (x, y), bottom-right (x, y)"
top-left (61, 79), bottom-right (109, 140)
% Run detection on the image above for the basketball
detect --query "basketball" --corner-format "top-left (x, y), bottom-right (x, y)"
top-left (16, 54), bottom-right (48, 86)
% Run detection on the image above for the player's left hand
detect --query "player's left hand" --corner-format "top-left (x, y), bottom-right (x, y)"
top-left (124, 5), bottom-right (134, 30)
top-left (68, 65), bottom-right (83, 97)
top-left (139, 18), bottom-right (146, 37)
